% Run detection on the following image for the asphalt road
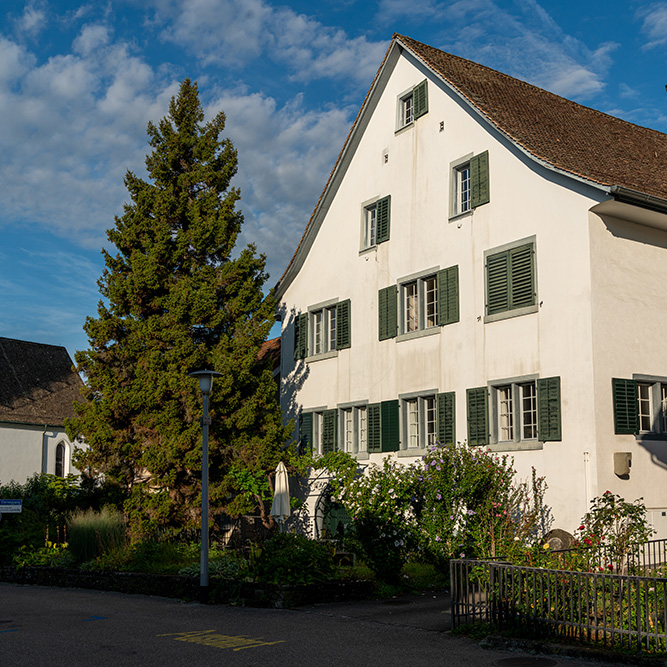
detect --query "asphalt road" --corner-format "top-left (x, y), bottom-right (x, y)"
top-left (0, 583), bottom-right (614, 667)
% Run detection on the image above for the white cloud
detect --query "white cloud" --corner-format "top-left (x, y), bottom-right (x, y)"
top-left (392, 0), bottom-right (616, 101)
top-left (0, 24), bottom-right (178, 248)
top-left (16, 4), bottom-right (47, 37)
top-left (145, 0), bottom-right (386, 86)
top-left (207, 89), bottom-right (355, 280)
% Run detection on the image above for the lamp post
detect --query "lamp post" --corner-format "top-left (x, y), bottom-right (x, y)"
top-left (189, 369), bottom-right (222, 604)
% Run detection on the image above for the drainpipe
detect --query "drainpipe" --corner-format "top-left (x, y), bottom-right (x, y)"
top-left (583, 450), bottom-right (591, 510)
top-left (41, 425), bottom-right (48, 473)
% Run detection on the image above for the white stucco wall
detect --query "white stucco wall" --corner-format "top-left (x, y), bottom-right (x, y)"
top-left (0, 423), bottom-right (80, 485)
top-left (589, 210), bottom-right (667, 537)
top-left (279, 50), bottom-right (666, 538)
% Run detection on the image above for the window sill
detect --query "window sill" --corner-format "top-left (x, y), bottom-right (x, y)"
top-left (484, 304), bottom-right (539, 324)
top-left (395, 122), bottom-right (414, 135)
top-left (448, 210), bottom-right (472, 223)
top-left (359, 245), bottom-right (377, 256)
top-left (396, 326), bottom-right (440, 343)
top-left (488, 441), bottom-right (543, 452)
top-left (306, 350), bottom-right (338, 363)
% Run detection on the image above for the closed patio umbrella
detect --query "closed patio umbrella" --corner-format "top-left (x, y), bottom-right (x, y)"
top-left (270, 461), bottom-right (290, 528)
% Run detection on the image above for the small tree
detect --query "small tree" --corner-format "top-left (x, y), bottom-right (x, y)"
top-left (67, 80), bottom-right (290, 537)
top-left (576, 491), bottom-right (655, 573)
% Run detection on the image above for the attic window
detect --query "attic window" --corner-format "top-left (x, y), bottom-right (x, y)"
top-left (396, 80), bottom-right (428, 130)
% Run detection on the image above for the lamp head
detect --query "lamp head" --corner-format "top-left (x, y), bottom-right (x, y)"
top-left (189, 369), bottom-right (223, 396)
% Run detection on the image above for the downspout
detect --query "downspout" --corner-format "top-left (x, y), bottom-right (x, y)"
top-left (41, 425), bottom-right (48, 474)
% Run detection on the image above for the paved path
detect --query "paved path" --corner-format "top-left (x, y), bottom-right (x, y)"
top-left (0, 583), bottom-right (616, 666)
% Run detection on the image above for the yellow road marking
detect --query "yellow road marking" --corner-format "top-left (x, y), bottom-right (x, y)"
top-left (158, 630), bottom-right (285, 651)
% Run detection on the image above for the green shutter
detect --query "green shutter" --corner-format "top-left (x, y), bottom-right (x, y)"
top-left (467, 387), bottom-right (489, 446)
top-left (299, 412), bottom-right (313, 453)
top-left (486, 251), bottom-right (509, 315)
top-left (367, 403), bottom-right (382, 452)
top-left (381, 400), bottom-right (400, 452)
top-left (437, 392), bottom-right (456, 444)
top-left (322, 409), bottom-right (338, 453)
top-left (413, 79), bottom-right (428, 119)
top-left (612, 378), bottom-right (639, 434)
top-left (470, 150), bottom-right (490, 208)
top-left (437, 265), bottom-right (459, 326)
top-left (294, 312), bottom-right (308, 359)
top-left (336, 299), bottom-right (351, 350)
top-left (509, 243), bottom-right (535, 309)
top-left (376, 195), bottom-right (391, 244)
top-left (537, 377), bottom-right (561, 441)
top-left (378, 285), bottom-right (397, 341)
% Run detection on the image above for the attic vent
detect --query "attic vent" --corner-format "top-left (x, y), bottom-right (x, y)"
top-left (440, 121), bottom-right (444, 132)
top-left (384, 153), bottom-right (389, 164)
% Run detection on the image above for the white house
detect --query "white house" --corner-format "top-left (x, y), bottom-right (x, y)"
top-left (0, 337), bottom-right (83, 484)
top-left (275, 34), bottom-right (667, 539)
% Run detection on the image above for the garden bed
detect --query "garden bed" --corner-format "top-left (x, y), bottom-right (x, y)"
top-left (0, 565), bottom-right (373, 608)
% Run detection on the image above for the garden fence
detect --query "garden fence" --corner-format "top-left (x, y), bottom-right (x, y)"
top-left (451, 549), bottom-right (667, 652)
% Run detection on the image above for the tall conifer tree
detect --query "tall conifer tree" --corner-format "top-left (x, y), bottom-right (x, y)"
top-left (68, 80), bottom-right (288, 535)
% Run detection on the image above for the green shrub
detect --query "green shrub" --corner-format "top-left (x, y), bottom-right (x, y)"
top-left (67, 507), bottom-right (126, 564)
top-left (178, 552), bottom-right (247, 579)
top-left (250, 532), bottom-right (337, 585)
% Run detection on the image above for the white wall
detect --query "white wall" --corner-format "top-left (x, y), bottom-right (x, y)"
top-left (589, 210), bottom-right (667, 536)
top-left (280, 51), bottom-right (661, 536)
top-left (0, 423), bottom-right (79, 484)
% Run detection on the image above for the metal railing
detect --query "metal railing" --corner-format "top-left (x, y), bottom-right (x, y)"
top-left (451, 547), bottom-right (667, 652)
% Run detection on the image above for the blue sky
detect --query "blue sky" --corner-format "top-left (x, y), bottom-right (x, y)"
top-left (2, 0), bottom-right (667, 361)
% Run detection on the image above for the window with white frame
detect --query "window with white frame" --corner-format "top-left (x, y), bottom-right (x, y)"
top-left (363, 204), bottom-right (377, 249)
top-left (340, 405), bottom-right (368, 454)
top-left (396, 80), bottom-right (428, 130)
top-left (453, 162), bottom-right (471, 216)
top-left (399, 91), bottom-right (414, 128)
top-left (612, 377), bottom-right (667, 436)
top-left (401, 274), bottom-right (438, 334)
top-left (311, 306), bottom-right (337, 355)
top-left (492, 380), bottom-right (539, 444)
top-left (638, 382), bottom-right (652, 432)
top-left (402, 394), bottom-right (437, 449)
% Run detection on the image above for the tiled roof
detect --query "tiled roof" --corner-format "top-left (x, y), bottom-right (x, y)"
top-left (0, 337), bottom-right (83, 426)
top-left (258, 337), bottom-right (281, 371)
top-left (397, 34), bottom-right (667, 200)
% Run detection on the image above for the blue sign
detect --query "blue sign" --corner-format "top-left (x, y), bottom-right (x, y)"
top-left (0, 499), bottom-right (22, 513)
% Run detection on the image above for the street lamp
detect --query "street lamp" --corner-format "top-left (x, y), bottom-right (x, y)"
top-left (189, 369), bottom-right (222, 604)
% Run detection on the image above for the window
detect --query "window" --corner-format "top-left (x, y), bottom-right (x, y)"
top-left (400, 391), bottom-right (455, 452)
top-left (494, 381), bottom-right (538, 443)
top-left (379, 265), bottom-right (459, 341)
top-left (396, 80), bottom-right (428, 130)
top-left (301, 409), bottom-right (338, 455)
top-left (613, 377), bottom-right (667, 435)
top-left (312, 306), bottom-right (336, 355)
top-left (293, 299), bottom-right (351, 360)
top-left (362, 195), bottom-right (391, 249)
top-left (367, 401), bottom-right (400, 453)
top-left (339, 405), bottom-right (368, 454)
top-left (403, 395), bottom-right (437, 449)
top-left (467, 377), bottom-right (561, 447)
top-left (454, 163), bottom-right (471, 215)
top-left (485, 239), bottom-right (537, 320)
top-left (450, 151), bottom-right (490, 217)
top-left (401, 275), bottom-right (438, 333)
top-left (55, 442), bottom-right (66, 477)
